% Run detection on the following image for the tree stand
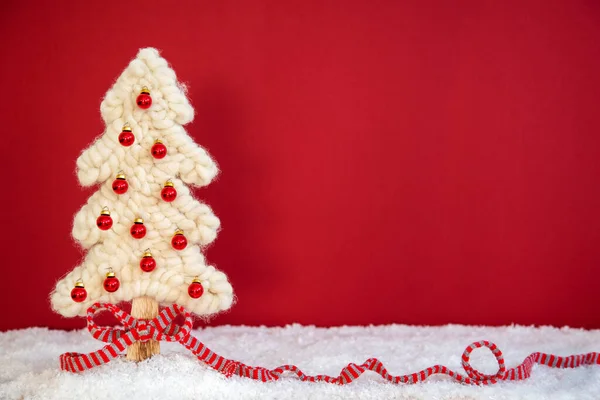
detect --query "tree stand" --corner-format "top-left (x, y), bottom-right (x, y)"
top-left (126, 297), bottom-right (160, 361)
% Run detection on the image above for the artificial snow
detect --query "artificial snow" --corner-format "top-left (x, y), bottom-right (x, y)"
top-left (0, 324), bottom-right (598, 400)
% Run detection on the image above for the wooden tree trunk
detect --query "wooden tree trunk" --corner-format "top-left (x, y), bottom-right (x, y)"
top-left (126, 296), bottom-right (160, 361)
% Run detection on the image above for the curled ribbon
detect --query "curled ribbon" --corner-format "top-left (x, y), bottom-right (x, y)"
top-left (60, 303), bottom-right (600, 385)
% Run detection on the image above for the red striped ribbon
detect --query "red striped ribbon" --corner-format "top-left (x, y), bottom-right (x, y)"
top-left (60, 303), bottom-right (600, 385)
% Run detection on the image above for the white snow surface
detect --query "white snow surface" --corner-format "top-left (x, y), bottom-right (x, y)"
top-left (1, 324), bottom-right (598, 400)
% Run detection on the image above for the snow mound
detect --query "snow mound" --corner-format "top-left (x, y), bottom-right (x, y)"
top-left (1, 324), bottom-right (599, 400)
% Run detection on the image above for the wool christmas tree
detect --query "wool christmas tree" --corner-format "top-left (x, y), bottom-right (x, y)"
top-left (50, 48), bottom-right (233, 361)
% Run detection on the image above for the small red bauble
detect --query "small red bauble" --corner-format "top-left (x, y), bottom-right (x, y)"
top-left (136, 87), bottom-right (152, 109)
top-left (103, 272), bottom-right (120, 293)
top-left (188, 277), bottom-right (204, 299)
top-left (130, 218), bottom-right (147, 239)
top-left (71, 281), bottom-right (87, 303)
top-left (171, 229), bottom-right (187, 250)
top-left (118, 124), bottom-right (135, 147)
top-left (140, 249), bottom-right (156, 272)
top-left (96, 207), bottom-right (113, 230)
top-left (151, 140), bottom-right (167, 159)
top-left (112, 172), bottom-right (128, 195)
top-left (161, 181), bottom-right (177, 202)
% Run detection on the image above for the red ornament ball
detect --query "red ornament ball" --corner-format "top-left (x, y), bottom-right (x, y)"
top-left (112, 174), bottom-right (128, 195)
top-left (96, 209), bottom-right (113, 231)
top-left (103, 273), bottom-right (120, 293)
top-left (140, 251), bottom-right (156, 272)
top-left (171, 230), bottom-right (187, 250)
top-left (188, 279), bottom-right (204, 299)
top-left (161, 182), bottom-right (177, 202)
top-left (118, 125), bottom-right (135, 147)
top-left (151, 141), bottom-right (167, 159)
top-left (136, 87), bottom-right (152, 109)
top-left (130, 218), bottom-right (147, 239)
top-left (71, 283), bottom-right (87, 303)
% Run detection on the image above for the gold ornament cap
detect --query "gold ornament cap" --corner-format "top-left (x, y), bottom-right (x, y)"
top-left (192, 277), bottom-right (201, 284)
top-left (134, 217), bottom-right (144, 224)
top-left (122, 123), bottom-right (132, 132)
top-left (100, 207), bottom-right (110, 216)
top-left (106, 271), bottom-right (115, 278)
top-left (74, 280), bottom-right (85, 288)
top-left (143, 249), bottom-right (152, 258)
top-left (116, 171), bottom-right (126, 180)
top-left (174, 228), bottom-right (184, 235)
top-left (154, 139), bottom-right (163, 144)
top-left (141, 86), bottom-right (150, 94)
top-left (164, 180), bottom-right (174, 187)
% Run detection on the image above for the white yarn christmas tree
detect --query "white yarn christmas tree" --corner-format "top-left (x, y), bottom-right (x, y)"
top-left (50, 48), bottom-right (233, 359)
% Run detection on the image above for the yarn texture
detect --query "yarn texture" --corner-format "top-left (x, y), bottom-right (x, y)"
top-left (51, 48), bottom-right (233, 318)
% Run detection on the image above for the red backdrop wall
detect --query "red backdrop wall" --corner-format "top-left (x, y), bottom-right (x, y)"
top-left (1, 0), bottom-right (599, 331)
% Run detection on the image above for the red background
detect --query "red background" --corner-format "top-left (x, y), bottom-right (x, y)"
top-left (1, 1), bottom-right (599, 331)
